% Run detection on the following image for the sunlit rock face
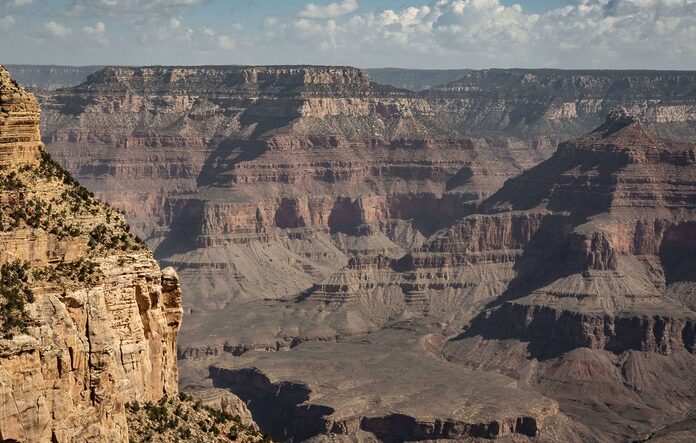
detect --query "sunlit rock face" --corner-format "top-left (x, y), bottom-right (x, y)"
top-left (0, 65), bottom-right (182, 443)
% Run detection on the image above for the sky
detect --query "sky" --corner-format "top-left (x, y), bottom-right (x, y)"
top-left (0, 0), bottom-right (695, 69)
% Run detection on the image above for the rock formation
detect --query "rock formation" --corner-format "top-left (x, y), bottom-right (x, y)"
top-left (365, 68), bottom-right (470, 91)
top-left (429, 109), bottom-right (696, 440)
top-left (178, 109), bottom-right (696, 441)
top-left (39, 65), bottom-right (538, 311)
top-left (32, 65), bottom-right (696, 441)
top-left (0, 65), bottom-right (183, 442)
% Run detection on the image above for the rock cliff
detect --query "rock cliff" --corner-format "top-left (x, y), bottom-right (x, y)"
top-left (196, 109), bottom-right (696, 441)
top-left (0, 65), bottom-right (183, 442)
top-left (432, 109), bottom-right (696, 440)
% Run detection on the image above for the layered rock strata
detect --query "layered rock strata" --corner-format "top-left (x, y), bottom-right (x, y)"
top-left (270, 109), bottom-right (696, 440)
top-left (35, 65), bottom-right (696, 441)
top-left (6, 65), bottom-right (103, 91)
top-left (428, 110), bottom-right (696, 440)
top-left (39, 66), bottom-right (534, 310)
top-left (0, 65), bottom-right (183, 443)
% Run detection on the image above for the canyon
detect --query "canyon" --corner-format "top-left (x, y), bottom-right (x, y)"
top-left (22, 65), bottom-right (696, 441)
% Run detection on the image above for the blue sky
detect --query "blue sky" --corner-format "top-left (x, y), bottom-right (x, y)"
top-left (1, 0), bottom-right (695, 69)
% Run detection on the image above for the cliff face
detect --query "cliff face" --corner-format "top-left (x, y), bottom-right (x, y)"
top-left (0, 67), bottom-right (41, 169)
top-left (276, 109), bottom-right (696, 441)
top-left (0, 65), bottom-right (183, 442)
top-left (424, 110), bottom-right (696, 439)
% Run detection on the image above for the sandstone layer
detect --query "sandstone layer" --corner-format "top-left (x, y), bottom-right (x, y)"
top-left (0, 65), bottom-right (183, 442)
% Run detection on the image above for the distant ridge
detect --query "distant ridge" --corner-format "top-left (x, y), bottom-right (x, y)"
top-left (6, 64), bottom-right (104, 91)
top-left (365, 67), bottom-right (471, 91)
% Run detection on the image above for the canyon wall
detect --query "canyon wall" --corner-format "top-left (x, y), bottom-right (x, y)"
top-left (0, 65), bottom-right (183, 442)
top-left (39, 65), bottom-right (540, 310)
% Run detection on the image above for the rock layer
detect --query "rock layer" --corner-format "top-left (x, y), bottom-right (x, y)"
top-left (35, 65), bottom-right (696, 441)
top-left (433, 111), bottom-right (696, 440)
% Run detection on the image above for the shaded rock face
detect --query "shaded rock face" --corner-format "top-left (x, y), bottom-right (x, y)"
top-left (266, 112), bottom-right (696, 441)
top-left (0, 65), bottom-right (183, 443)
top-left (423, 114), bottom-right (696, 440)
top-left (438, 115), bottom-right (696, 352)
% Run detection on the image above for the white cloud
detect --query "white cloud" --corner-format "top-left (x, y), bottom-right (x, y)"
top-left (44, 21), bottom-right (73, 38)
top-left (83, 21), bottom-right (108, 44)
top-left (262, 16), bottom-right (280, 28)
top-left (298, 0), bottom-right (359, 19)
top-left (266, 0), bottom-right (696, 69)
top-left (218, 35), bottom-right (235, 50)
top-left (66, 0), bottom-right (206, 17)
top-left (11, 0), bottom-right (32, 7)
top-left (0, 15), bottom-right (13, 28)
top-left (8, 0), bottom-right (696, 69)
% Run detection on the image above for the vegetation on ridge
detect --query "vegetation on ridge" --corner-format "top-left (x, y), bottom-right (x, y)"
top-left (0, 260), bottom-right (34, 339)
top-left (0, 143), bottom-right (148, 336)
top-left (126, 394), bottom-right (271, 443)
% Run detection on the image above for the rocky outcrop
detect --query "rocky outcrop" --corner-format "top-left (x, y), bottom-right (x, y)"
top-left (0, 67), bottom-right (40, 169)
top-left (0, 65), bottom-right (183, 443)
top-left (125, 392), bottom-right (265, 443)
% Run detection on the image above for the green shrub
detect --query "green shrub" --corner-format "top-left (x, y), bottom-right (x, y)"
top-left (0, 260), bottom-right (34, 339)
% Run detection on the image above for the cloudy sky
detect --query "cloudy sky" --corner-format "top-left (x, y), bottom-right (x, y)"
top-left (0, 0), bottom-right (695, 69)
